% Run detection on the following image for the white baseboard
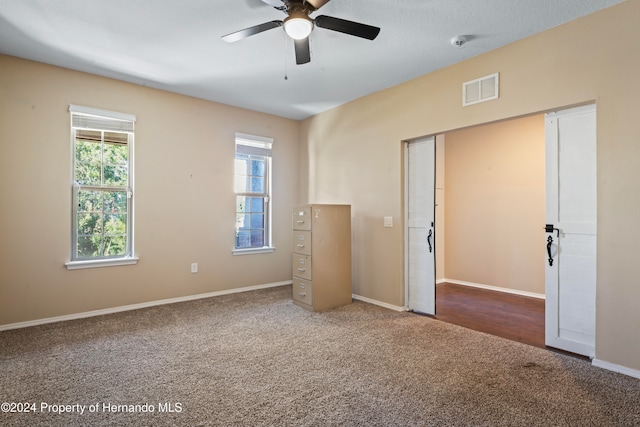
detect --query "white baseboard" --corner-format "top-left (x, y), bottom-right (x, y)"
top-left (0, 280), bottom-right (293, 332)
top-left (352, 294), bottom-right (407, 312)
top-left (440, 278), bottom-right (545, 299)
top-left (592, 358), bottom-right (640, 380)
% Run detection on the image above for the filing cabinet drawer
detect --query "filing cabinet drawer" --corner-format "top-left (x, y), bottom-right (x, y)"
top-left (292, 279), bottom-right (313, 305)
top-left (292, 206), bottom-right (311, 230)
top-left (292, 254), bottom-right (312, 280)
top-left (292, 230), bottom-right (312, 255)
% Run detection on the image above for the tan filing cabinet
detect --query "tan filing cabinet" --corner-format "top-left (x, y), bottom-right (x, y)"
top-left (291, 204), bottom-right (352, 311)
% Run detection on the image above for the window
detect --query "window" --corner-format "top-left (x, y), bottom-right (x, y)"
top-left (66, 105), bottom-right (137, 269)
top-left (234, 133), bottom-right (274, 254)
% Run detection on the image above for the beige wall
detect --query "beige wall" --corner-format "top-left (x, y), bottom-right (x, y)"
top-left (444, 115), bottom-right (545, 294)
top-left (300, 1), bottom-right (640, 371)
top-left (0, 55), bottom-right (300, 326)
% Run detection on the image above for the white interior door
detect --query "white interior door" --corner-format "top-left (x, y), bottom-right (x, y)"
top-left (405, 136), bottom-right (436, 315)
top-left (545, 104), bottom-right (597, 358)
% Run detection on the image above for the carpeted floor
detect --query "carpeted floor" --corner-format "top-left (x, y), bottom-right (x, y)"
top-left (1, 285), bottom-right (639, 426)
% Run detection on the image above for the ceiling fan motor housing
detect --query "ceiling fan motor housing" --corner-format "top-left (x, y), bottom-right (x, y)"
top-left (283, 9), bottom-right (314, 40)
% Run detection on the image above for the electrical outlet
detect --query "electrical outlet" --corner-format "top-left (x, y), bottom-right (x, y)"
top-left (191, 263), bottom-right (198, 273)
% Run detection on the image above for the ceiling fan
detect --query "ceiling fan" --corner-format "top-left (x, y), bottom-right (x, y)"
top-left (222, 0), bottom-right (380, 65)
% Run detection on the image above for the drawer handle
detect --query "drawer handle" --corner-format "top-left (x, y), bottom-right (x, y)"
top-left (299, 283), bottom-right (305, 289)
top-left (296, 220), bottom-right (305, 224)
top-left (298, 292), bottom-right (306, 297)
top-left (297, 244), bottom-right (305, 248)
top-left (297, 268), bottom-right (306, 272)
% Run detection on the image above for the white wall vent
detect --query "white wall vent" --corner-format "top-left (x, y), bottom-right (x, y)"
top-left (462, 73), bottom-right (499, 106)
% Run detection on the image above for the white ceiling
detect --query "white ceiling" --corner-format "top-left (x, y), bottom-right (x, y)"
top-left (0, 0), bottom-right (624, 120)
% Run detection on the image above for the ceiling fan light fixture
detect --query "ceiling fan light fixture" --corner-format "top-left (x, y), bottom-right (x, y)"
top-left (283, 15), bottom-right (313, 40)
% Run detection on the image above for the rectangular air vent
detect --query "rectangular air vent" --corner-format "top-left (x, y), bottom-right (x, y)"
top-left (463, 73), bottom-right (499, 106)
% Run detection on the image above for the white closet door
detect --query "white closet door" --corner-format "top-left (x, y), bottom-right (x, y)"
top-left (545, 104), bottom-right (597, 358)
top-left (406, 136), bottom-right (436, 315)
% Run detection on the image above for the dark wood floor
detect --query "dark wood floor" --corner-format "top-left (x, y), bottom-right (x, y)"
top-left (434, 282), bottom-right (546, 349)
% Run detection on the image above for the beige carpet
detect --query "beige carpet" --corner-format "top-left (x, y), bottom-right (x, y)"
top-left (1, 285), bottom-right (639, 426)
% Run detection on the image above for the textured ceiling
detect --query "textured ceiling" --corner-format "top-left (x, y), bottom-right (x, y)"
top-left (0, 0), bottom-right (625, 120)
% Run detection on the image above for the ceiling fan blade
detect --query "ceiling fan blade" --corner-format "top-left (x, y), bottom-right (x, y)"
top-left (315, 15), bottom-right (380, 40)
top-left (222, 20), bottom-right (282, 43)
top-left (294, 38), bottom-right (311, 64)
top-left (306, 0), bottom-right (331, 10)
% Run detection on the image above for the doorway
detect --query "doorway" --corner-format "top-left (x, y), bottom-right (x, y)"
top-left (405, 106), bottom-right (597, 357)
top-left (437, 113), bottom-right (546, 294)
top-left (405, 114), bottom-right (545, 313)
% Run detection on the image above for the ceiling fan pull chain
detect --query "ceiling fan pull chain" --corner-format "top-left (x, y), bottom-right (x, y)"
top-left (284, 32), bottom-right (289, 80)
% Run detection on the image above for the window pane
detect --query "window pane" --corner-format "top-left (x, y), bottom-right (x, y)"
top-left (75, 139), bottom-right (101, 164)
top-left (104, 191), bottom-right (127, 213)
top-left (77, 213), bottom-right (102, 235)
top-left (78, 190), bottom-right (102, 212)
top-left (236, 230), bottom-right (251, 248)
top-left (236, 213), bottom-right (249, 229)
top-left (104, 165), bottom-right (128, 187)
top-left (104, 214), bottom-right (127, 234)
top-left (104, 235), bottom-right (127, 257)
top-left (250, 176), bottom-right (264, 193)
top-left (75, 160), bottom-right (101, 186)
top-left (251, 213), bottom-right (264, 229)
top-left (104, 141), bottom-right (128, 165)
top-left (234, 157), bottom-right (249, 175)
top-left (251, 159), bottom-right (265, 176)
top-left (234, 175), bottom-right (249, 193)
top-left (77, 235), bottom-right (102, 258)
top-left (250, 229), bottom-right (264, 247)
top-left (250, 197), bottom-right (264, 213)
top-left (75, 134), bottom-right (102, 186)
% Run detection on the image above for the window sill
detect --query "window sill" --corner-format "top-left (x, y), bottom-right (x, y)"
top-left (232, 247), bottom-right (275, 256)
top-left (65, 257), bottom-right (139, 270)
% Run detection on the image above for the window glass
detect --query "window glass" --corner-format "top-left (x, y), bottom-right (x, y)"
top-left (234, 137), bottom-right (271, 251)
top-left (70, 108), bottom-right (134, 262)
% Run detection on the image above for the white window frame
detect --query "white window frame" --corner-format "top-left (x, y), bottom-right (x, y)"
top-left (233, 133), bottom-right (275, 255)
top-left (65, 105), bottom-right (138, 270)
